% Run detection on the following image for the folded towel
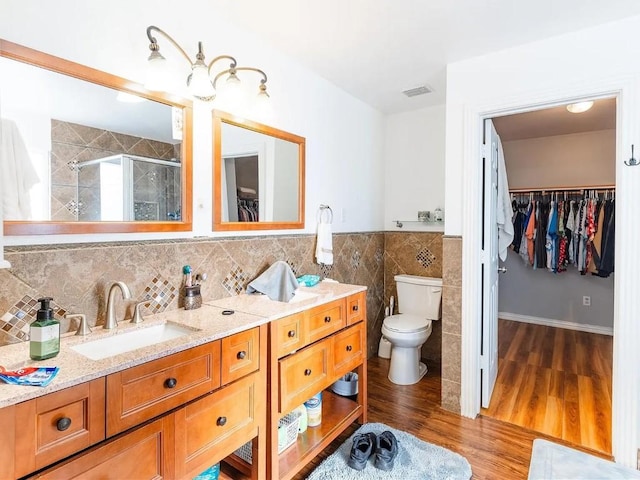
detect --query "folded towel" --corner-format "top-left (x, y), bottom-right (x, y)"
top-left (246, 261), bottom-right (298, 302)
top-left (315, 222), bottom-right (333, 265)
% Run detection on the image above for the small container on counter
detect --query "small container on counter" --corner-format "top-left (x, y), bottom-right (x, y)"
top-left (184, 285), bottom-right (202, 310)
top-left (304, 392), bottom-right (322, 427)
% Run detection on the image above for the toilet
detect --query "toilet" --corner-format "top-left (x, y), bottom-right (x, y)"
top-left (381, 274), bottom-right (442, 385)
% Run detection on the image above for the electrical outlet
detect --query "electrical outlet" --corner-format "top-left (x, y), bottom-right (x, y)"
top-left (583, 296), bottom-right (591, 306)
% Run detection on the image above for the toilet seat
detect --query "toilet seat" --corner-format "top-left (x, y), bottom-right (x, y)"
top-left (383, 313), bottom-right (431, 333)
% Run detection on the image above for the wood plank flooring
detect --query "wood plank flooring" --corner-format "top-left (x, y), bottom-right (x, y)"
top-left (221, 355), bottom-right (612, 480)
top-left (481, 319), bottom-right (613, 454)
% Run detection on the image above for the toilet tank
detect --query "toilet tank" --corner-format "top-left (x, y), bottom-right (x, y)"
top-left (394, 274), bottom-right (442, 320)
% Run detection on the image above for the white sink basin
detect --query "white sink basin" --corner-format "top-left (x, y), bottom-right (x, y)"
top-left (289, 290), bottom-right (319, 303)
top-left (71, 323), bottom-right (196, 360)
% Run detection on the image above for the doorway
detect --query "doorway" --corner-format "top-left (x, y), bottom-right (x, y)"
top-left (480, 98), bottom-right (616, 454)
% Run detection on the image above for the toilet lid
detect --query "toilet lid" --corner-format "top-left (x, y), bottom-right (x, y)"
top-left (384, 314), bottom-right (431, 333)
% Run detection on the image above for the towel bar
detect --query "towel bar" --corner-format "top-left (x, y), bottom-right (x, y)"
top-left (318, 204), bottom-right (333, 224)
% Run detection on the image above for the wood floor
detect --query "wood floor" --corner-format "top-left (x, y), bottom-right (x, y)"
top-left (481, 319), bottom-right (613, 454)
top-left (221, 354), bottom-right (612, 480)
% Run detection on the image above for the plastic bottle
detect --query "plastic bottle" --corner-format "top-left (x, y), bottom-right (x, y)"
top-left (304, 392), bottom-right (322, 427)
top-left (30, 297), bottom-right (60, 360)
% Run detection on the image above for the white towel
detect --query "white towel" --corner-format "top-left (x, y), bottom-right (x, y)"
top-left (315, 222), bottom-right (333, 265)
top-left (495, 127), bottom-right (514, 262)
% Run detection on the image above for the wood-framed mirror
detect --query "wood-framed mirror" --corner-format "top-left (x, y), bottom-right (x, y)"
top-left (213, 110), bottom-right (305, 231)
top-left (0, 39), bottom-right (193, 235)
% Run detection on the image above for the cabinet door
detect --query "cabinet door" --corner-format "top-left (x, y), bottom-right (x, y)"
top-left (278, 338), bottom-right (331, 414)
top-left (15, 378), bottom-right (105, 478)
top-left (272, 312), bottom-right (305, 358)
top-left (346, 291), bottom-right (366, 325)
top-left (333, 323), bottom-right (365, 378)
top-left (306, 299), bottom-right (345, 344)
top-left (106, 340), bottom-right (220, 436)
top-left (221, 327), bottom-right (260, 386)
top-left (174, 373), bottom-right (260, 479)
top-left (30, 417), bottom-right (171, 480)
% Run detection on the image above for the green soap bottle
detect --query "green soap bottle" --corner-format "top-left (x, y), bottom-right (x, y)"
top-left (29, 297), bottom-right (60, 361)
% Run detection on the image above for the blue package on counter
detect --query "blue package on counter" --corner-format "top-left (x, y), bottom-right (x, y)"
top-left (0, 366), bottom-right (59, 387)
top-left (297, 274), bottom-right (321, 287)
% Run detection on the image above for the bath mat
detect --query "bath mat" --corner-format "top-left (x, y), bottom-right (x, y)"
top-left (306, 423), bottom-right (472, 480)
top-left (528, 439), bottom-right (640, 479)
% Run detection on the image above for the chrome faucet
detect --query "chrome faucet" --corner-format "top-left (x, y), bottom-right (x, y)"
top-left (104, 281), bottom-right (132, 329)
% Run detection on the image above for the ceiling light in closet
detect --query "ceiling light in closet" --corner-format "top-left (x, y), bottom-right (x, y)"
top-left (566, 101), bottom-right (594, 114)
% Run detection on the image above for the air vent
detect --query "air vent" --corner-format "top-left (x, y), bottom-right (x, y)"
top-left (402, 85), bottom-right (433, 98)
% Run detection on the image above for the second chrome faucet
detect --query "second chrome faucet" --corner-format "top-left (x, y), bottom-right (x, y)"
top-left (104, 281), bottom-right (132, 329)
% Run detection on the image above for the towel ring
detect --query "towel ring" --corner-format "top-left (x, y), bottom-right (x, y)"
top-left (318, 204), bottom-right (333, 224)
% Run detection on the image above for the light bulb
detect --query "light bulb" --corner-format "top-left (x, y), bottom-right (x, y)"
top-left (566, 101), bottom-right (594, 114)
top-left (144, 51), bottom-right (169, 91)
top-left (188, 63), bottom-right (215, 100)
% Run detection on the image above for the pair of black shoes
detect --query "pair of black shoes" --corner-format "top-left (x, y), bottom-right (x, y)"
top-left (347, 430), bottom-right (398, 471)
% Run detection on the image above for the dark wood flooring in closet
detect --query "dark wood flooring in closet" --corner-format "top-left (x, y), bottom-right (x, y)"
top-left (221, 353), bottom-right (612, 480)
top-left (481, 319), bottom-right (613, 455)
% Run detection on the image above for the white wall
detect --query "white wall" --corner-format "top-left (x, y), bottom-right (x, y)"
top-left (384, 104), bottom-right (445, 231)
top-left (0, 0), bottom-right (385, 244)
top-left (445, 15), bottom-right (640, 466)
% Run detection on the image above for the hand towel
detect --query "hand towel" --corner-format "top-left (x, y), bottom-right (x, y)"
top-left (246, 261), bottom-right (298, 302)
top-left (495, 126), bottom-right (514, 261)
top-left (315, 222), bottom-right (333, 265)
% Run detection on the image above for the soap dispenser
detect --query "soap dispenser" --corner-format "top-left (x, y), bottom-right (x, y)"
top-left (29, 297), bottom-right (60, 360)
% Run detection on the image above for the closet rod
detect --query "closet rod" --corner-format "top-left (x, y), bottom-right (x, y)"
top-left (509, 184), bottom-right (615, 193)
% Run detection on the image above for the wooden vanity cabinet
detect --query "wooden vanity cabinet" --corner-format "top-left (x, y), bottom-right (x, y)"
top-left (267, 292), bottom-right (368, 480)
top-left (12, 324), bottom-right (267, 480)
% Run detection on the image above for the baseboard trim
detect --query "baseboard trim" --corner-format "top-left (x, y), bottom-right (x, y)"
top-left (498, 312), bottom-right (613, 336)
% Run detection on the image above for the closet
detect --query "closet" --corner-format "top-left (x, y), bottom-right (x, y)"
top-left (484, 98), bottom-right (615, 455)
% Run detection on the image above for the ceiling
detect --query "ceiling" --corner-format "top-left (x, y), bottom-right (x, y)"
top-left (492, 98), bottom-right (617, 141)
top-left (215, 0), bottom-right (640, 114)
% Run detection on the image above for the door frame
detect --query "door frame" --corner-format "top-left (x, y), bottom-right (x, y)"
top-left (459, 77), bottom-right (639, 466)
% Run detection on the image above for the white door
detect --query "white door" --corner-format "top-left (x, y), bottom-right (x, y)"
top-left (481, 119), bottom-right (500, 408)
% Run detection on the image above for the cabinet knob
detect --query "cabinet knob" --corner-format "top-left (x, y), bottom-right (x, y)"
top-left (164, 377), bottom-right (178, 389)
top-left (324, 316), bottom-right (331, 323)
top-left (352, 305), bottom-right (359, 311)
top-left (237, 350), bottom-right (247, 360)
top-left (217, 416), bottom-right (227, 426)
top-left (287, 330), bottom-right (296, 338)
top-left (304, 368), bottom-right (312, 376)
top-left (56, 417), bottom-right (72, 431)
top-left (346, 345), bottom-right (353, 352)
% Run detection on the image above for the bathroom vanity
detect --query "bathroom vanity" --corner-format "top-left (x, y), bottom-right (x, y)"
top-left (0, 282), bottom-right (367, 480)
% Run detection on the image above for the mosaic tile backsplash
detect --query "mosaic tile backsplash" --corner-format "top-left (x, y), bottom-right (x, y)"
top-left (0, 232), bottom-right (444, 364)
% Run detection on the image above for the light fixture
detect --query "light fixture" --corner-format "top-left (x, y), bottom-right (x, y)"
top-left (145, 25), bottom-right (269, 103)
top-left (566, 101), bottom-right (594, 114)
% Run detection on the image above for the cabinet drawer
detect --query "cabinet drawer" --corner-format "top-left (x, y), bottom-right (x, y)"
top-left (347, 291), bottom-right (366, 325)
top-left (15, 378), bottom-right (105, 478)
top-left (31, 417), bottom-right (170, 480)
top-left (174, 373), bottom-right (260, 479)
top-left (106, 340), bottom-right (221, 436)
top-left (279, 338), bottom-right (330, 414)
top-left (333, 323), bottom-right (365, 377)
top-left (221, 327), bottom-right (260, 385)
top-left (273, 312), bottom-right (305, 358)
top-left (306, 298), bottom-right (346, 344)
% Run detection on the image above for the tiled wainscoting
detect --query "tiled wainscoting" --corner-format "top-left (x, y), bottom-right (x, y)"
top-left (0, 230), bottom-right (462, 411)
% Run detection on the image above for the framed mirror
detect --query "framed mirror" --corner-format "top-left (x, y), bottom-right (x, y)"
top-left (0, 39), bottom-right (193, 235)
top-left (213, 110), bottom-right (305, 231)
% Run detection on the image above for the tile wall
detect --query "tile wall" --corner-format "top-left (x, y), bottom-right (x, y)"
top-left (0, 231), bottom-right (457, 409)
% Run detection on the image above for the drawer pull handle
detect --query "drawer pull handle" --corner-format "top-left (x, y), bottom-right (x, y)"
top-left (164, 378), bottom-right (178, 389)
top-left (56, 417), bottom-right (72, 431)
top-left (324, 316), bottom-right (331, 323)
top-left (352, 305), bottom-right (359, 311)
top-left (237, 350), bottom-right (247, 360)
top-left (304, 368), bottom-right (312, 376)
top-left (287, 330), bottom-right (296, 338)
top-left (346, 345), bottom-right (353, 352)
top-left (217, 416), bottom-right (227, 426)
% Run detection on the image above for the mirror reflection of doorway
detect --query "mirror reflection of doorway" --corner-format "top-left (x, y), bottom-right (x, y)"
top-left (224, 154), bottom-right (259, 222)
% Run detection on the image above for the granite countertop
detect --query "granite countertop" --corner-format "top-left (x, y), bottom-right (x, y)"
top-left (0, 281), bottom-right (366, 408)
